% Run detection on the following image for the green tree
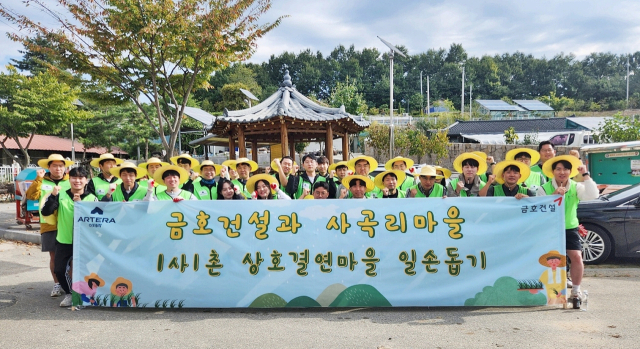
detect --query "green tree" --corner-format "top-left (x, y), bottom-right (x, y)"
top-left (0, 66), bottom-right (91, 167)
top-left (365, 123), bottom-right (390, 159)
top-left (1, 0), bottom-right (283, 160)
top-left (593, 113), bottom-right (640, 143)
top-left (329, 77), bottom-right (369, 115)
top-left (503, 127), bottom-right (519, 144)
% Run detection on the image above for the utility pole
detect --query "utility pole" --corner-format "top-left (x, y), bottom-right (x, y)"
top-left (469, 84), bottom-right (473, 119)
top-left (420, 71), bottom-right (423, 116)
top-left (627, 55), bottom-right (630, 108)
top-left (427, 75), bottom-right (430, 116)
top-left (461, 66), bottom-right (465, 114)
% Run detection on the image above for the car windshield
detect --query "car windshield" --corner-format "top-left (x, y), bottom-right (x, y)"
top-left (601, 182), bottom-right (640, 201)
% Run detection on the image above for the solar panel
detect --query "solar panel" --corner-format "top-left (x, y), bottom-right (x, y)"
top-left (513, 100), bottom-right (554, 111)
top-left (475, 100), bottom-right (523, 111)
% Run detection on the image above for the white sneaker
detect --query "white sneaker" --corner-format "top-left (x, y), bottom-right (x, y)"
top-left (51, 284), bottom-right (63, 297)
top-left (60, 294), bottom-right (72, 307)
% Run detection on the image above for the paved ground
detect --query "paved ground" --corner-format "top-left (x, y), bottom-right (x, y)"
top-left (1, 201), bottom-right (640, 348)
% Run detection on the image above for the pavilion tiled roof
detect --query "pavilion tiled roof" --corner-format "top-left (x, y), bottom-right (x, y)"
top-left (211, 70), bottom-right (369, 133)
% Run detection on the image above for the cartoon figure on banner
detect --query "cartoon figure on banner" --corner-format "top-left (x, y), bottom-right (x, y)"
top-left (110, 277), bottom-right (137, 307)
top-left (538, 250), bottom-right (567, 305)
top-left (72, 273), bottom-right (105, 306)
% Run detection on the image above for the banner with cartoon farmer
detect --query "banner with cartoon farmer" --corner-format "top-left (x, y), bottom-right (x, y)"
top-left (72, 196), bottom-right (567, 308)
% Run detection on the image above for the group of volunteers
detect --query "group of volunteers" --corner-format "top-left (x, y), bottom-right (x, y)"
top-left (28, 139), bottom-right (597, 307)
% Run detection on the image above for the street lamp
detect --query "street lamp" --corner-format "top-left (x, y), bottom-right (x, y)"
top-left (377, 36), bottom-right (407, 158)
top-left (240, 88), bottom-right (259, 108)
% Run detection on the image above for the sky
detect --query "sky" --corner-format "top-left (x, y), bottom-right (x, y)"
top-left (1, 0), bottom-right (639, 73)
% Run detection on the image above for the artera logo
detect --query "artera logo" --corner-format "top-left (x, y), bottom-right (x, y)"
top-left (91, 207), bottom-right (104, 215)
top-left (79, 207), bottom-right (114, 227)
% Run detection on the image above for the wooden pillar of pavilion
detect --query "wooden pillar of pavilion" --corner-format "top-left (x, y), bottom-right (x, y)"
top-left (342, 133), bottom-right (349, 161)
top-left (251, 140), bottom-right (258, 162)
top-left (280, 121), bottom-right (289, 157)
top-left (228, 135), bottom-right (236, 160)
top-left (238, 126), bottom-right (246, 158)
top-left (325, 123), bottom-right (334, 163)
top-left (289, 138), bottom-right (295, 161)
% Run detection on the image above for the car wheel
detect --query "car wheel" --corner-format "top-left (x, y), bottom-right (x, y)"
top-left (580, 225), bottom-right (612, 265)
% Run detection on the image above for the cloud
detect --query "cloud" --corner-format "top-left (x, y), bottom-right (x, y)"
top-left (4, 0), bottom-right (639, 71)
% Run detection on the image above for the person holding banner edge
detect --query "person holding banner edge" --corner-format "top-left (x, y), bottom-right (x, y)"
top-left (536, 155), bottom-right (598, 308)
top-left (41, 167), bottom-right (98, 307)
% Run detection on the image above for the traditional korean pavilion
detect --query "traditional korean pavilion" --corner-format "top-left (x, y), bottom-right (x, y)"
top-left (208, 70), bottom-right (369, 163)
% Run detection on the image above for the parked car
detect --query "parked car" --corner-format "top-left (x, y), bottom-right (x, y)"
top-left (577, 182), bottom-right (640, 264)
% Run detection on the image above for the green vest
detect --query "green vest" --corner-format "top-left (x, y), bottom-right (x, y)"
top-left (411, 183), bottom-right (445, 198)
top-left (180, 176), bottom-right (201, 189)
top-left (156, 190), bottom-right (194, 201)
top-left (232, 179), bottom-right (251, 199)
top-left (450, 178), bottom-right (486, 197)
top-left (57, 192), bottom-right (97, 244)
top-left (398, 175), bottom-right (414, 192)
top-left (294, 174), bottom-right (328, 199)
top-left (111, 184), bottom-right (147, 202)
top-left (543, 180), bottom-right (579, 229)
top-left (492, 184), bottom-right (528, 197)
top-left (524, 171), bottom-right (543, 188)
top-left (193, 180), bottom-right (218, 200)
top-left (39, 177), bottom-right (71, 224)
top-left (92, 176), bottom-right (122, 200)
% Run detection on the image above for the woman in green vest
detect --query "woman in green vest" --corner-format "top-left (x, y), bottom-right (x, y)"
top-left (103, 162), bottom-right (148, 202)
top-left (145, 165), bottom-right (197, 201)
top-left (88, 153), bottom-right (123, 200)
top-left (217, 178), bottom-right (245, 200)
top-left (374, 170), bottom-right (407, 198)
top-left (485, 160), bottom-right (535, 198)
top-left (246, 174), bottom-right (291, 200)
top-left (448, 153), bottom-right (488, 197)
top-left (385, 156), bottom-right (416, 192)
top-left (408, 166), bottom-right (446, 198)
top-left (505, 148), bottom-right (546, 191)
top-left (536, 155), bottom-right (599, 305)
top-left (41, 167), bottom-right (97, 307)
top-left (191, 160), bottom-right (222, 200)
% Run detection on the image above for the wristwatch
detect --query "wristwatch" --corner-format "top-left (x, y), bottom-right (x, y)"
top-left (582, 172), bottom-right (590, 177)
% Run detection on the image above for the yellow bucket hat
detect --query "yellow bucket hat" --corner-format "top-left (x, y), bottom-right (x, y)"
top-left (538, 250), bottom-right (567, 267)
top-left (434, 166), bottom-right (451, 179)
top-left (492, 160), bottom-right (531, 184)
top-left (193, 160), bottom-right (222, 175)
top-left (506, 148), bottom-right (540, 164)
top-left (328, 161), bottom-right (354, 173)
top-left (270, 158), bottom-right (297, 173)
top-left (347, 155), bottom-right (378, 172)
top-left (453, 152), bottom-right (488, 175)
top-left (170, 154), bottom-right (200, 168)
top-left (417, 166), bottom-right (444, 179)
top-left (153, 165), bottom-right (189, 186)
top-left (37, 154), bottom-right (74, 169)
top-left (231, 158), bottom-right (259, 172)
top-left (341, 174), bottom-right (375, 193)
top-left (138, 157), bottom-right (170, 169)
top-left (374, 170), bottom-right (407, 190)
top-left (384, 156), bottom-right (414, 171)
top-left (110, 277), bottom-right (133, 295)
top-left (246, 174), bottom-right (278, 194)
top-left (110, 162), bottom-right (147, 179)
top-left (90, 153), bottom-right (124, 168)
top-left (542, 155), bottom-right (582, 180)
